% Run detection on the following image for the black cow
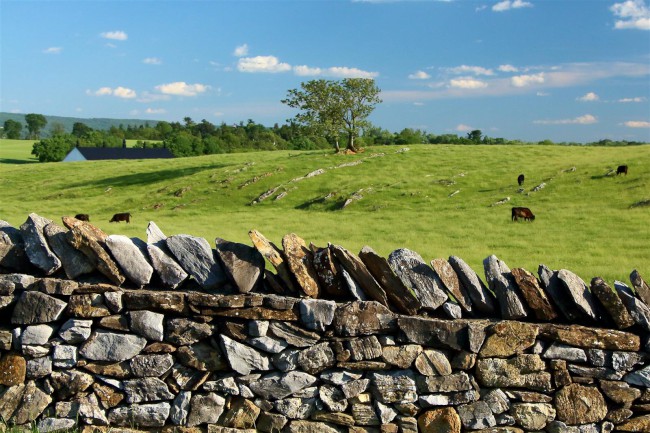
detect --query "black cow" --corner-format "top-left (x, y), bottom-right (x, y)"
top-left (74, 213), bottom-right (90, 222)
top-left (517, 174), bottom-right (525, 186)
top-left (616, 165), bottom-right (628, 176)
top-left (512, 207), bottom-right (535, 222)
top-left (109, 212), bottom-right (131, 223)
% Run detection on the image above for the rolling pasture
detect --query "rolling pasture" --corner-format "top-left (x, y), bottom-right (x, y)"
top-left (1, 139), bottom-right (648, 284)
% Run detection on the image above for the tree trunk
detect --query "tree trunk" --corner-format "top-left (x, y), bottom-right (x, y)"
top-left (346, 133), bottom-right (356, 152)
top-left (334, 140), bottom-right (340, 153)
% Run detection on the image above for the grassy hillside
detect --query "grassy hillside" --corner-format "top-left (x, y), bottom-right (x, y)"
top-left (1, 141), bottom-right (648, 284)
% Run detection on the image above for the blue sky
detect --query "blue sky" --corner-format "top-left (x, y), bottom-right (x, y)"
top-left (1, 0), bottom-right (649, 143)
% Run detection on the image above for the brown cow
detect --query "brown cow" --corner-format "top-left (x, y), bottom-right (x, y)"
top-left (517, 174), bottom-right (525, 186)
top-left (74, 213), bottom-right (90, 222)
top-left (512, 207), bottom-right (535, 222)
top-left (616, 165), bottom-right (628, 175)
top-left (109, 212), bottom-right (131, 223)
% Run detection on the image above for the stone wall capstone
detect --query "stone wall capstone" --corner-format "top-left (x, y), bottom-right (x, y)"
top-left (0, 213), bottom-right (649, 433)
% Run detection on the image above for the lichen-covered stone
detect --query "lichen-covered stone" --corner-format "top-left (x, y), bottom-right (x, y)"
top-left (554, 383), bottom-right (607, 425)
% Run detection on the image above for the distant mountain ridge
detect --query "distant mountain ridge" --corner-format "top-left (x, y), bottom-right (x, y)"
top-left (0, 112), bottom-right (161, 137)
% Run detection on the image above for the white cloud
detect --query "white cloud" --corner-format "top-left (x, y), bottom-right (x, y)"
top-left (449, 77), bottom-right (488, 89)
top-left (409, 70), bottom-right (431, 80)
top-left (511, 72), bottom-right (545, 87)
top-left (498, 64), bottom-right (519, 73)
top-left (456, 124), bottom-right (473, 132)
top-left (294, 65), bottom-right (323, 76)
top-left (611, 0), bottom-right (650, 30)
top-left (100, 31), bottom-right (128, 41)
top-left (493, 0), bottom-right (533, 12)
top-left (618, 96), bottom-right (647, 102)
top-left (536, 91), bottom-right (550, 96)
top-left (155, 82), bottom-right (210, 96)
top-left (237, 55), bottom-right (292, 73)
top-left (87, 86), bottom-right (136, 99)
top-left (534, 114), bottom-right (598, 125)
top-left (145, 108), bottom-right (166, 114)
top-left (234, 44), bottom-right (249, 57)
top-left (623, 120), bottom-right (650, 127)
top-left (447, 65), bottom-right (494, 76)
top-left (43, 47), bottom-right (62, 54)
top-left (577, 92), bottom-right (599, 101)
top-left (143, 57), bottom-right (162, 65)
top-left (326, 66), bottom-right (378, 78)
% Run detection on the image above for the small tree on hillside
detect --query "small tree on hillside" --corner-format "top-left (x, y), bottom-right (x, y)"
top-left (25, 113), bottom-right (48, 139)
top-left (3, 119), bottom-right (23, 139)
top-left (282, 78), bottom-right (381, 152)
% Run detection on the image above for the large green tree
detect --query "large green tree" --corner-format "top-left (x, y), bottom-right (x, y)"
top-left (3, 119), bottom-right (23, 139)
top-left (25, 113), bottom-right (48, 139)
top-left (282, 78), bottom-right (381, 152)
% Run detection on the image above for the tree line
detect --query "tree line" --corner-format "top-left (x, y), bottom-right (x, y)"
top-left (3, 78), bottom-right (647, 163)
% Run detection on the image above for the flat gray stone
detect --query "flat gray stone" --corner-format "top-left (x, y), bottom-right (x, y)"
top-left (129, 310), bottom-right (164, 341)
top-left (170, 390), bottom-right (191, 426)
top-left (105, 235), bottom-right (154, 287)
top-left (557, 269), bottom-right (600, 321)
top-left (248, 371), bottom-right (318, 400)
top-left (21, 324), bottom-right (55, 345)
top-left (220, 334), bottom-right (271, 375)
top-left (108, 402), bottom-right (170, 427)
top-left (58, 318), bottom-right (93, 343)
top-left (11, 291), bottom-right (67, 325)
top-left (616, 281), bottom-right (650, 331)
top-left (449, 255), bottom-right (496, 314)
top-left (388, 248), bottom-right (447, 310)
top-left (166, 234), bottom-right (228, 291)
top-left (0, 220), bottom-right (30, 272)
top-left (44, 222), bottom-right (95, 279)
top-left (299, 299), bottom-right (336, 332)
top-left (123, 377), bottom-right (175, 403)
top-left (130, 354), bottom-right (174, 377)
top-left (483, 255), bottom-right (527, 319)
top-left (80, 329), bottom-right (147, 361)
top-left (20, 213), bottom-right (61, 275)
top-left (215, 237), bottom-right (265, 293)
top-left (187, 392), bottom-right (226, 426)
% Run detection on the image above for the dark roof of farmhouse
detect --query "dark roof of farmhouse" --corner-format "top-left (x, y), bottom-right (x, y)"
top-left (74, 147), bottom-right (174, 160)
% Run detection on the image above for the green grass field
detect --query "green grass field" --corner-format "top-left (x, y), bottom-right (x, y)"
top-left (1, 139), bottom-right (648, 284)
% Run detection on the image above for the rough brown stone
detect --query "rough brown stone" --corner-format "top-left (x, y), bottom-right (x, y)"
top-left (476, 355), bottom-right (552, 392)
top-left (397, 316), bottom-right (467, 351)
top-left (590, 277), bottom-right (635, 329)
top-left (431, 258), bottom-right (472, 312)
top-left (511, 268), bottom-right (558, 321)
top-left (382, 344), bottom-right (422, 369)
top-left (310, 243), bottom-right (346, 298)
top-left (359, 246), bottom-right (421, 315)
top-left (332, 245), bottom-right (389, 306)
top-left (221, 397), bottom-right (261, 429)
top-left (282, 233), bottom-right (321, 298)
top-left (67, 293), bottom-right (112, 318)
top-left (417, 407), bottom-right (461, 433)
top-left (249, 229), bottom-right (297, 293)
top-left (333, 301), bottom-right (396, 337)
top-left (554, 383), bottom-right (607, 425)
top-left (0, 353), bottom-right (26, 386)
top-left (630, 270), bottom-right (650, 306)
top-left (63, 217), bottom-right (125, 286)
top-left (538, 323), bottom-right (640, 351)
top-left (479, 321), bottom-right (539, 358)
top-left (122, 291), bottom-right (187, 314)
top-left (617, 414), bottom-right (650, 432)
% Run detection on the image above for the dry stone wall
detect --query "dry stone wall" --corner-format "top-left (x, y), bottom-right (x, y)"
top-left (0, 213), bottom-right (649, 433)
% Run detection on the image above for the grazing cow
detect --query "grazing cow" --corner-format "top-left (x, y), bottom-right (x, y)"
top-left (74, 213), bottom-right (90, 222)
top-left (517, 174), bottom-right (525, 186)
top-left (616, 165), bottom-right (628, 176)
top-left (512, 207), bottom-right (535, 222)
top-left (109, 212), bottom-right (131, 223)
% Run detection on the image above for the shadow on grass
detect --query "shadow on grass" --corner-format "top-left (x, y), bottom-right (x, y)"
top-left (67, 163), bottom-right (227, 189)
top-left (296, 194), bottom-right (345, 211)
top-left (0, 158), bottom-right (38, 164)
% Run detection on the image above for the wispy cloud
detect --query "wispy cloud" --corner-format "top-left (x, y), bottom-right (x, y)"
top-left (577, 92), bottom-right (599, 101)
top-left (511, 72), bottom-right (545, 87)
top-left (100, 31), bottom-right (128, 41)
top-left (145, 108), bottom-right (166, 114)
top-left (408, 70), bottom-right (431, 80)
top-left (449, 77), bottom-right (488, 89)
top-left (623, 120), bottom-right (650, 127)
top-left (143, 57), bottom-right (162, 65)
top-left (87, 86), bottom-right (136, 99)
top-left (611, 0), bottom-right (650, 30)
top-left (234, 44), bottom-right (249, 57)
top-left (534, 114), bottom-right (597, 125)
top-left (237, 56), bottom-right (292, 73)
top-left (447, 65), bottom-right (494, 76)
top-left (456, 124), bottom-right (473, 132)
top-left (498, 64), bottom-right (519, 73)
top-left (43, 47), bottom-right (62, 54)
top-left (155, 82), bottom-right (210, 97)
top-left (493, 0), bottom-right (533, 12)
top-left (618, 96), bottom-right (647, 102)
top-left (237, 54), bottom-right (378, 78)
